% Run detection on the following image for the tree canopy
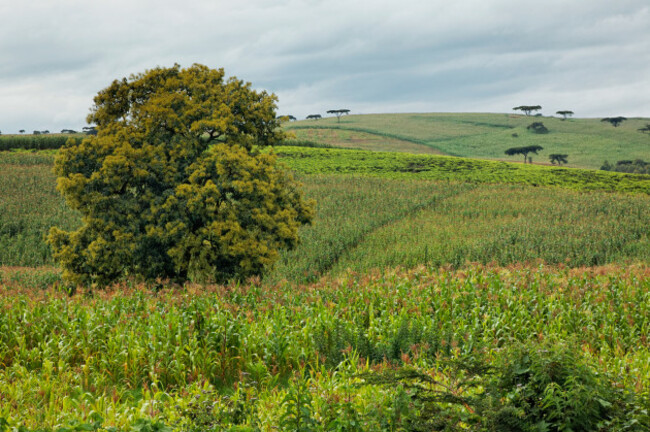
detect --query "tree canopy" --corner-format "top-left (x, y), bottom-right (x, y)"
top-left (48, 64), bottom-right (314, 287)
top-left (601, 117), bottom-right (627, 127)
top-left (527, 122), bottom-right (549, 134)
top-left (556, 110), bottom-right (574, 120)
top-left (327, 109), bottom-right (351, 122)
top-left (549, 154), bottom-right (568, 165)
top-left (638, 124), bottom-right (650, 134)
top-left (512, 105), bottom-right (541, 116)
top-left (505, 145), bottom-right (543, 163)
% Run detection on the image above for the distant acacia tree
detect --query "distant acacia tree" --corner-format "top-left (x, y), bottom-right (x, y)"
top-left (327, 109), bottom-right (350, 122)
top-left (33, 130), bottom-right (41, 135)
top-left (276, 115), bottom-right (296, 122)
top-left (513, 105), bottom-right (542, 116)
top-left (549, 154), bottom-right (568, 165)
top-left (505, 145), bottom-right (543, 163)
top-left (556, 110), bottom-right (574, 120)
top-left (19, 130), bottom-right (25, 134)
top-left (61, 129), bottom-right (78, 134)
top-left (82, 126), bottom-right (97, 135)
top-left (601, 117), bottom-right (627, 127)
top-left (306, 114), bottom-right (321, 120)
top-left (527, 122), bottom-right (549, 134)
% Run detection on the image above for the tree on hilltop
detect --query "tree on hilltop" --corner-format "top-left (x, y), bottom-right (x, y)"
top-left (601, 116), bottom-right (627, 127)
top-left (306, 114), bottom-right (321, 120)
top-left (556, 110), bottom-right (574, 120)
top-left (327, 109), bottom-right (350, 123)
top-left (513, 105), bottom-right (542, 116)
top-left (47, 64), bottom-right (314, 287)
top-left (505, 145), bottom-right (543, 163)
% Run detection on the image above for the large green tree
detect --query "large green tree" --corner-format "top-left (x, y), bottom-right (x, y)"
top-left (48, 64), bottom-right (314, 287)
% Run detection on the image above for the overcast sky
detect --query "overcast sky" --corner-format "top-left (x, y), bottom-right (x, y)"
top-left (1, 0), bottom-right (649, 133)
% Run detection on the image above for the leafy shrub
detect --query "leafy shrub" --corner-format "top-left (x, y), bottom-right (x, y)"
top-left (527, 122), bottom-right (549, 134)
top-left (362, 340), bottom-right (649, 431)
top-left (601, 159), bottom-right (650, 175)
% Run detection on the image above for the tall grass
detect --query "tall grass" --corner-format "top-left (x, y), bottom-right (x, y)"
top-left (2, 152), bottom-right (649, 281)
top-left (326, 184), bottom-right (650, 275)
top-left (0, 135), bottom-right (80, 151)
top-left (0, 154), bottom-right (79, 266)
top-left (0, 265), bottom-right (648, 428)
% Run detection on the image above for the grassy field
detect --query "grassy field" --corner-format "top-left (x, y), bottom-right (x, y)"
top-left (2, 152), bottom-right (649, 283)
top-left (284, 113), bottom-right (650, 169)
top-left (0, 152), bottom-right (79, 267)
top-left (1, 265), bottom-right (648, 429)
top-left (1, 131), bottom-right (649, 429)
top-left (275, 146), bottom-right (650, 195)
top-left (0, 134), bottom-right (81, 151)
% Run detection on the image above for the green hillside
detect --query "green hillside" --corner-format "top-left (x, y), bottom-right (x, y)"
top-left (2, 151), bottom-right (649, 283)
top-left (284, 112), bottom-right (650, 169)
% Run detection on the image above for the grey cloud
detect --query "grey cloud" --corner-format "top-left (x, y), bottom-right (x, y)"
top-left (0, 0), bottom-right (649, 132)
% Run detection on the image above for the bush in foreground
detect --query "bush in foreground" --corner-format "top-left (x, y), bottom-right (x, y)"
top-left (364, 340), bottom-right (649, 431)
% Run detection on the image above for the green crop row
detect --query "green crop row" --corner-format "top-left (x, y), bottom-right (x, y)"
top-left (274, 146), bottom-right (650, 195)
top-left (1, 152), bottom-right (649, 281)
top-left (1, 265), bottom-right (648, 429)
top-left (0, 135), bottom-right (80, 151)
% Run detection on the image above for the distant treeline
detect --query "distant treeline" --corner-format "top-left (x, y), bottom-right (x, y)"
top-left (0, 135), bottom-right (80, 151)
top-left (601, 159), bottom-right (650, 175)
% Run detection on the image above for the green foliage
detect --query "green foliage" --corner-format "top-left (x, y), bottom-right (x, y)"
top-left (513, 105), bottom-right (542, 116)
top-left (602, 116), bottom-right (627, 127)
top-left (276, 146), bottom-right (650, 194)
top-left (2, 266), bottom-right (649, 428)
top-left (504, 145), bottom-right (544, 163)
top-left (489, 342), bottom-right (634, 431)
top-left (280, 379), bottom-right (317, 431)
top-left (549, 154), bottom-right (568, 165)
top-left (363, 341), bottom-right (649, 431)
top-left (3, 152), bottom-right (650, 281)
top-left (326, 109), bottom-right (351, 123)
top-left (601, 159), bottom-right (650, 175)
top-left (0, 135), bottom-right (78, 151)
top-left (285, 113), bottom-right (650, 169)
top-left (556, 110), bottom-right (573, 120)
top-left (0, 153), bottom-right (79, 267)
top-left (46, 64), bottom-right (313, 286)
top-left (526, 122), bottom-right (548, 134)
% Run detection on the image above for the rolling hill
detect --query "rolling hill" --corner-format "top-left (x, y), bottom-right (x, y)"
top-left (283, 112), bottom-right (650, 170)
